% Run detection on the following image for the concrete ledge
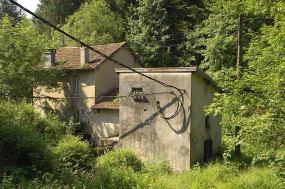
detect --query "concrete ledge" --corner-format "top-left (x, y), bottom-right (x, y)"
top-left (116, 67), bottom-right (224, 92)
top-left (116, 67), bottom-right (197, 73)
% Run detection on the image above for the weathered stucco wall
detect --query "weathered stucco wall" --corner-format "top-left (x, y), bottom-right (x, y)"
top-left (95, 48), bottom-right (141, 97)
top-left (90, 109), bottom-right (119, 143)
top-left (34, 69), bottom-right (95, 123)
top-left (34, 48), bottom-right (141, 143)
top-left (118, 72), bottom-right (192, 171)
top-left (191, 73), bottom-right (222, 164)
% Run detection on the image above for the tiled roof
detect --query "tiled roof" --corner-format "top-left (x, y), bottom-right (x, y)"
top-left (40, 42), bottom-right (128, 70)
top-left (92, 88), bottom-right (119, 110)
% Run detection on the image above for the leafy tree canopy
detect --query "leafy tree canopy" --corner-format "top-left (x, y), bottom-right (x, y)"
top-left (186, 0), bottom-right (278, 81)
top-left (0, 16), bottom-right (64, 101)
top-left (35, 0), bottom-right (90, 38)
top-left (51, 0), bottom-right (124, 47)
top-left (127, 0), bottom-right (206, 67)
top-left (0, 0), bottom-right (22, 22)
top-left (207, 1), bottom-right (285, 164)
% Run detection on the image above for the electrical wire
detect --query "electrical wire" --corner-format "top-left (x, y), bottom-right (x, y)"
top-left (0, 91), bottom-right (175, 100)
top-left (156, 90), bottom-right (184, 120)
top-left (7, 0), bottom-right (187, 120)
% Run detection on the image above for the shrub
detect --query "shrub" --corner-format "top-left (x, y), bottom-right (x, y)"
top-left (53, 135), bottom-right (92, 171)
top-left (34, 113), bottom-right (66, 145)
top-left (0, 117), bottom-right (53, 179)
top-left (143, 159), bottom-right (172, 175)
top-left (95, 149), bottom-right (143, 172)
top-left (94, 149), bottom-right (143, 189)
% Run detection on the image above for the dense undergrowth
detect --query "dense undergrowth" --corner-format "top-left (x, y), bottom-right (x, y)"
top-left (0, 102), bottom-right (284, 189)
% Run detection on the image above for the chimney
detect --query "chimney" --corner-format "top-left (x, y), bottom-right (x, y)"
top-left (80, 47), bottom-right (89, 65)
top-left (44, 49), bottom-right (56, 68)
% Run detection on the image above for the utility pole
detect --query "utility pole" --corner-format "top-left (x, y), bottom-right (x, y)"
top-left (237, 14), bottom-right (242, 80)
top-left (235, 14), bottom-right (242, 158)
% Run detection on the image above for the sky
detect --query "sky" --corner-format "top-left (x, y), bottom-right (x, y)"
top-left (17, 0), bottom-right (40, 18)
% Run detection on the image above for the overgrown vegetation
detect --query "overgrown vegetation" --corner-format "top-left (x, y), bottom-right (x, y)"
top-left (0, 0), bottom-right (285, 188)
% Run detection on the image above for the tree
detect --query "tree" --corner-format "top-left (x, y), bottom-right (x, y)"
top-left (0, 16), bottom-right (63, 101)
top-left (35, 0), bottom-right (90, 38)
top-left (186, 0), bottom-right (276, 81)
top-left (56, 0), bottom-right (124, 47)
top-left (127, 0), bottom-right (206, 67)
top-left (0, 0), bottom-right (22, 22)
top-left (207, 1), bottom-right (285, 166)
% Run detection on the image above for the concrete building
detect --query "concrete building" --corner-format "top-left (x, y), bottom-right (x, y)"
top-left (116, 67), bottom-right (222, 170)
top-left (34, 42), bottom-right (142, 143)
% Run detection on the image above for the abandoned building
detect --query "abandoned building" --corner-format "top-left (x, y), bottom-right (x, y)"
top-left (115, 67), bottom-right (222, 170)
top-left (34, 42), bottom-right (142, 142)
top-left (34, 42), bottom-right (222, 170)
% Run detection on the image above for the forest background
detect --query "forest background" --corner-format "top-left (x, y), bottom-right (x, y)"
top-left (0, 0), bottom-right (284, 188)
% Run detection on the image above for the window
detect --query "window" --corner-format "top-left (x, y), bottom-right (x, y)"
top-left (205, 116), bottom-right (210, 129)
top-left (204, 139), bottom-right (213, 162)
top-left (132, 87), bottom-right (143, 94)
top-left (72, 76), bottom-right (79, 96)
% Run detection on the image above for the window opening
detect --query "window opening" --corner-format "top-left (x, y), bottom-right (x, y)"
top-left (132, 87), bottom-right (143, 94)
top-left (205, 116), bottom-right (210, 129)
top-left (204, 139), bottom-right (213, 162)
top-left (72, 76), bottom-right (79, 96)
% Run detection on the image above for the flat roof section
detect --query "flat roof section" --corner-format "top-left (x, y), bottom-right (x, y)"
top-left (116, 67), bottom-right (223, 92)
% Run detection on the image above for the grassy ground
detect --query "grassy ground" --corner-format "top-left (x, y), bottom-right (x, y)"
top-left (2, 150), bottom-right (283, 189)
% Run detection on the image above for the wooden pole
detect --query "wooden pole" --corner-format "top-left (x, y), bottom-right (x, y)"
top-left (235, 14), bottom-right (242, 158)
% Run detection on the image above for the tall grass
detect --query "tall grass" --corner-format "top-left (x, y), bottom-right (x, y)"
top-left (2, 149), bottom-right (285, 189)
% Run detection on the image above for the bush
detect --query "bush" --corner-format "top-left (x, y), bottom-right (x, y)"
top-left (53, 135), bottom-right (92, 171)
top-left (95, 149), bottom-right (143, 172)
top-left (94, 149), bottom-right (143, 189)
top-left (143, 159), bottom-right (172, 175)
top-left (34, 113), bottom-right (66, 145)
top-left (0, 102), bottom-right (53, 180)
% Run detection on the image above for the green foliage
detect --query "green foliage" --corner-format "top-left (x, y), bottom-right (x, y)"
top-left (0, 16), bottom-right (44, 99)
top-left (94, 149), bottom-right (143, 188)
top-left (0, 101), bottom-right (53, 178)
top-left (56, 0), bottom-right (124, 47)
top-left (0, 0), bottom-right (22, 22)
top-left (186, 0), bottom-right (278, 80)
top-left (53, 135), bottom-right (92, 170)
top-left (35, 113), bottom-right (66, 145)
top-left (206, 13), bottom-right (285, 172)
top-left (80, 63), bottom-right (90, 69)
top-left (127, 0), bottom-right (206, 67)
top-left (147, 164), bottom-right (284, 189)
top-left (0, 16), bottom-right (64, 101)
top-left (35, 0), bottom-right (90, 38)
top-left (95, 149), bottom-right (143, 172)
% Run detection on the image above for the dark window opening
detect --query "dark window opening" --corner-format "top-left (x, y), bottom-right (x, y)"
top-left (204, 139), bottom-right (213, 162)
top-left (205, 116), bottom-right (210, 129)
top-left (132, 87), bottom-right (143, 94)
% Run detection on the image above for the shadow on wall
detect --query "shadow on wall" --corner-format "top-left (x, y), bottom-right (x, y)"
top-left (120, 94), bottom-right (191, 140)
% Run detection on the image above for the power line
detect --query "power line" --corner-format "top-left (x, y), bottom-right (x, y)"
top-left (7, 0), bottom-right (186, 120)
top-left (7, 0), bottom-right (184, 94)
top-left (0, 91), bottom-right (176, 100)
